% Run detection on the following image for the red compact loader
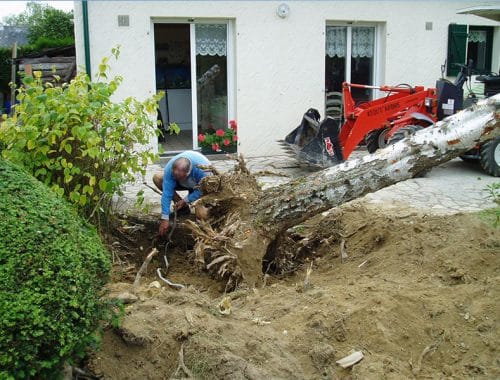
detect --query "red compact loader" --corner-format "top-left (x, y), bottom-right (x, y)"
top-left (283, 63), bottom-right (499, 176)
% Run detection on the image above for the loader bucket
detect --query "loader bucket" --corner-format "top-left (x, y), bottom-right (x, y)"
top-left (284, 108), bottom-right (321, 147)
top-left (281, 110), bottom-right (344, 167)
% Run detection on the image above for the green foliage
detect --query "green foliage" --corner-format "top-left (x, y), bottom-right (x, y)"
top-left (1, 47), bottom-right (162, 223)
top-left (166, 122), bottom-right (180, 135)
top-left (2, 1), bottom-right (74, 44)
top-left (482, 183), bottom-right (500, 228)
top-left (197, 120), bottom-right (238, 153)
top-left (485, 183), bottom-right (500, 205)
top-left (0, 158), bottom-right (111, 378)
top-left (26, 36), bottom-right (75, 51)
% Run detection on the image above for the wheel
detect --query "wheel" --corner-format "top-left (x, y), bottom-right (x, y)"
top-left (366, 128), bottom-right (389, 153)
top-left (387, 125), bottom-right (424, 145)
top-left (479, 137), bottom-right (500, 177)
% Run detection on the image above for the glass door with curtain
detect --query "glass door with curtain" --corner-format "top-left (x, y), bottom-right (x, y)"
top-left (191, 23), bottom-right (229, 151)
top-left (325, 25), bottom-right (375, 105)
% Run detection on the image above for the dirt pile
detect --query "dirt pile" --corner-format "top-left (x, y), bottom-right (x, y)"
top-left (89, 203), bottom-right (499, 379)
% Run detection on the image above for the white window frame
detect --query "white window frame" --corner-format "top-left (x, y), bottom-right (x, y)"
top-left (325, 22), bottom-right (382, 99)
top-left (151, 18), bottom-right (236, 150)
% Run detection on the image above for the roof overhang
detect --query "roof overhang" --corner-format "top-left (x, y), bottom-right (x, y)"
top-left (457, 5), bottom-right (500, 22)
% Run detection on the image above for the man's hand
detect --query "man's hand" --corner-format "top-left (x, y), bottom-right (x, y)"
top-left (176, 199), bottom-right (187, 210)
top-left (159, 219), bottom-right (170, 236)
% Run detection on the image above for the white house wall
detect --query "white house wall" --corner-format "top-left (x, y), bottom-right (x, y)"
top-left (74, 1), bottom-right (500, 157)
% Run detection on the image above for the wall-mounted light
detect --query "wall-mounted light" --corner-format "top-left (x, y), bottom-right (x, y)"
top-left (277, 3), bottom-right (290, 18)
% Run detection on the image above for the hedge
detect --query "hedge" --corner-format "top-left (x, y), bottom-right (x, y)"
top-left (0, 158), bottom-right (110, 378)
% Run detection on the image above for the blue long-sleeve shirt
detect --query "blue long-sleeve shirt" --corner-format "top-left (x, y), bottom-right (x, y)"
top-left (161, 151), bottom-right (211, 219)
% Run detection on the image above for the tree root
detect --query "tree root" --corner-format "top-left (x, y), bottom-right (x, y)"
top-left (171, 343), bottom-right (194, 379)
top-left (133, 248), bottom-right (158, 291)
top-left (186, 213), bottom-right (243, 290)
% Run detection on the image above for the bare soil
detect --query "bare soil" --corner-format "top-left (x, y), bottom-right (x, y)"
top-left (88, 200), bottom-right (499, 379)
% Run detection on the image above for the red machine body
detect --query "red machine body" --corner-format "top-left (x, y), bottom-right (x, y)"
top-left (339, 82), bottom-right (438, 160)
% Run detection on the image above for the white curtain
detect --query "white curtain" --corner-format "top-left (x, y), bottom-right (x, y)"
top-left (352, 27), bottom-right (374, 58)
top-left (326, 26), bottom-right (374, 58)
top-left (326, 26), bottom-right (347, 58)
top-left (468, 30), bottom-right (486, 43)
top-left (195, 24), bottom-right (227, 56)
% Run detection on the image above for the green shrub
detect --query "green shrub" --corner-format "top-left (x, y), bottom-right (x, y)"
top-left (0, 159), bottom-right (111, 378)
top-left (0, 47), bottom-right (162, 224)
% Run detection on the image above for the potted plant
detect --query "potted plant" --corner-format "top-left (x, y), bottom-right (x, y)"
top-left (198, 119), bottom-right (238, 154)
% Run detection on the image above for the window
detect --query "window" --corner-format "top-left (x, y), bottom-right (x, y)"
top-left (467, 26), bottom-right (493, 74)
top-left (325, 25), bottom-right (376, 104)
top-left (447, 24), bottom-right (494, 76)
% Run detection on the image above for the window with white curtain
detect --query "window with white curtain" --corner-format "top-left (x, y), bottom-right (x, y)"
top-left (325, 25), bottom-right (376, 104)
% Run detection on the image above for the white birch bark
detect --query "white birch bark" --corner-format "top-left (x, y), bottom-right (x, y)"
top-left (256, 95), bottom-right (500, 234)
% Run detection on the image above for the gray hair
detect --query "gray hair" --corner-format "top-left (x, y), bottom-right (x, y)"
top-left (172, 157), bottom-right (192, 174)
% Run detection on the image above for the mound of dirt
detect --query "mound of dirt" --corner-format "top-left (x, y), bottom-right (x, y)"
top-left (89, 203), bottom-right (499, 379)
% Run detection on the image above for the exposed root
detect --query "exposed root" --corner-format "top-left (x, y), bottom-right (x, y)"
top-left (142, 181), bottom-right (162, 196)
top-left (410, 335), bottom-right (444, 375)
top-left (263, 210), bottom-right (344, 275)
top-left (171, 343), bottom-right (193, 379)
top-left (133, 248), bottom-right (158, 291)
top-left (196, 164), bottom-right (220, 176)
top-left (340, 239), bottom-right (348, 261)
top-left (186, 213), bottom-right (243, 291)
top-left (234, 153), bottom-right (251, 174)
top-left (186, 155), bottom-right (263, 290)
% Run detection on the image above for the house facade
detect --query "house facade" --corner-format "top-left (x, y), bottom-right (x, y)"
top-left (73, 1), bottom-right (500, 157)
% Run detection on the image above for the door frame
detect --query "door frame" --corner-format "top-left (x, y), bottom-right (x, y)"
top-left (151, 18), bottom-right (236, 151)
top-left (325, 22), bottom-right (383, 100)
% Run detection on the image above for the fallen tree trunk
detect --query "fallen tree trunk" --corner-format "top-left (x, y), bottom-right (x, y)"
top-left (193, 95), bottom-right (500, 288)
top-left (256, 95), bottom-right (499, 233)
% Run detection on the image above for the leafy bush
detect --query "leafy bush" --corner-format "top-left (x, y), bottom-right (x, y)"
top-left (0, 158), bottom-right (111, 378)
top-left (0, 47), bottom-right (162, 223)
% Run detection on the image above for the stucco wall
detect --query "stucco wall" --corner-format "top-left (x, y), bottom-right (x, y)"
top-left (74, 0), bottom-right (499, 157)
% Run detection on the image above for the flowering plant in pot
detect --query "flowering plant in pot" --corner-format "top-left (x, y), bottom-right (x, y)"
top-left (198, 120), bottom-right (238, 153)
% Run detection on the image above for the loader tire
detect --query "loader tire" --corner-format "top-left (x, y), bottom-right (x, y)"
top-left (366, 128), bottom-right (389, 153)
top-left (479, 137), bottom-right (500, 177)
top-left (388, 125), bottom-right (424, 145)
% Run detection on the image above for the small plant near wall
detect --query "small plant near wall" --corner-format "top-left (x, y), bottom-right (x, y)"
top-left (0, 46), bottom-right (163, 225)
top-left (197, 119), bottom-right (238, 153)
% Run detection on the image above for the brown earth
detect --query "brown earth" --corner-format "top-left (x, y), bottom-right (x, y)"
top-left (88, 201), bottom-right (499, 379)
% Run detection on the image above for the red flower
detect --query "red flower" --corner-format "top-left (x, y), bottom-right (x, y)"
top-left (232, 135), bottom-right (238, 142)
top-left (212, 143), bottom-right (220, 151)
top-left (229, 120), bottom-right (237, 131)
top-left (198, 134), bottom-right (205, 142)
top-left (215, 129), bottom-right (225, 137)
top-left (223, 138), bottom-right (231, 146)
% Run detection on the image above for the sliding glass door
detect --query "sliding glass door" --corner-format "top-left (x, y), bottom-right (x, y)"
top-left (192, 24), bottom-right (228, 147)
top-left (154, 20), bottom-right (233, 153)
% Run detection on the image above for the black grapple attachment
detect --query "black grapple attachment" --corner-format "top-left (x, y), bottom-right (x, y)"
top-left (280, 108), bottom-right (344, 168)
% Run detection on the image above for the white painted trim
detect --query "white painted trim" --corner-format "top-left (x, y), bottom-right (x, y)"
top-left (190, 23), bottom-right (198, 149)
top-left (227, 19), bottom-right (236, 123)
top-left (345, 27), bottom-right (352, 83)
